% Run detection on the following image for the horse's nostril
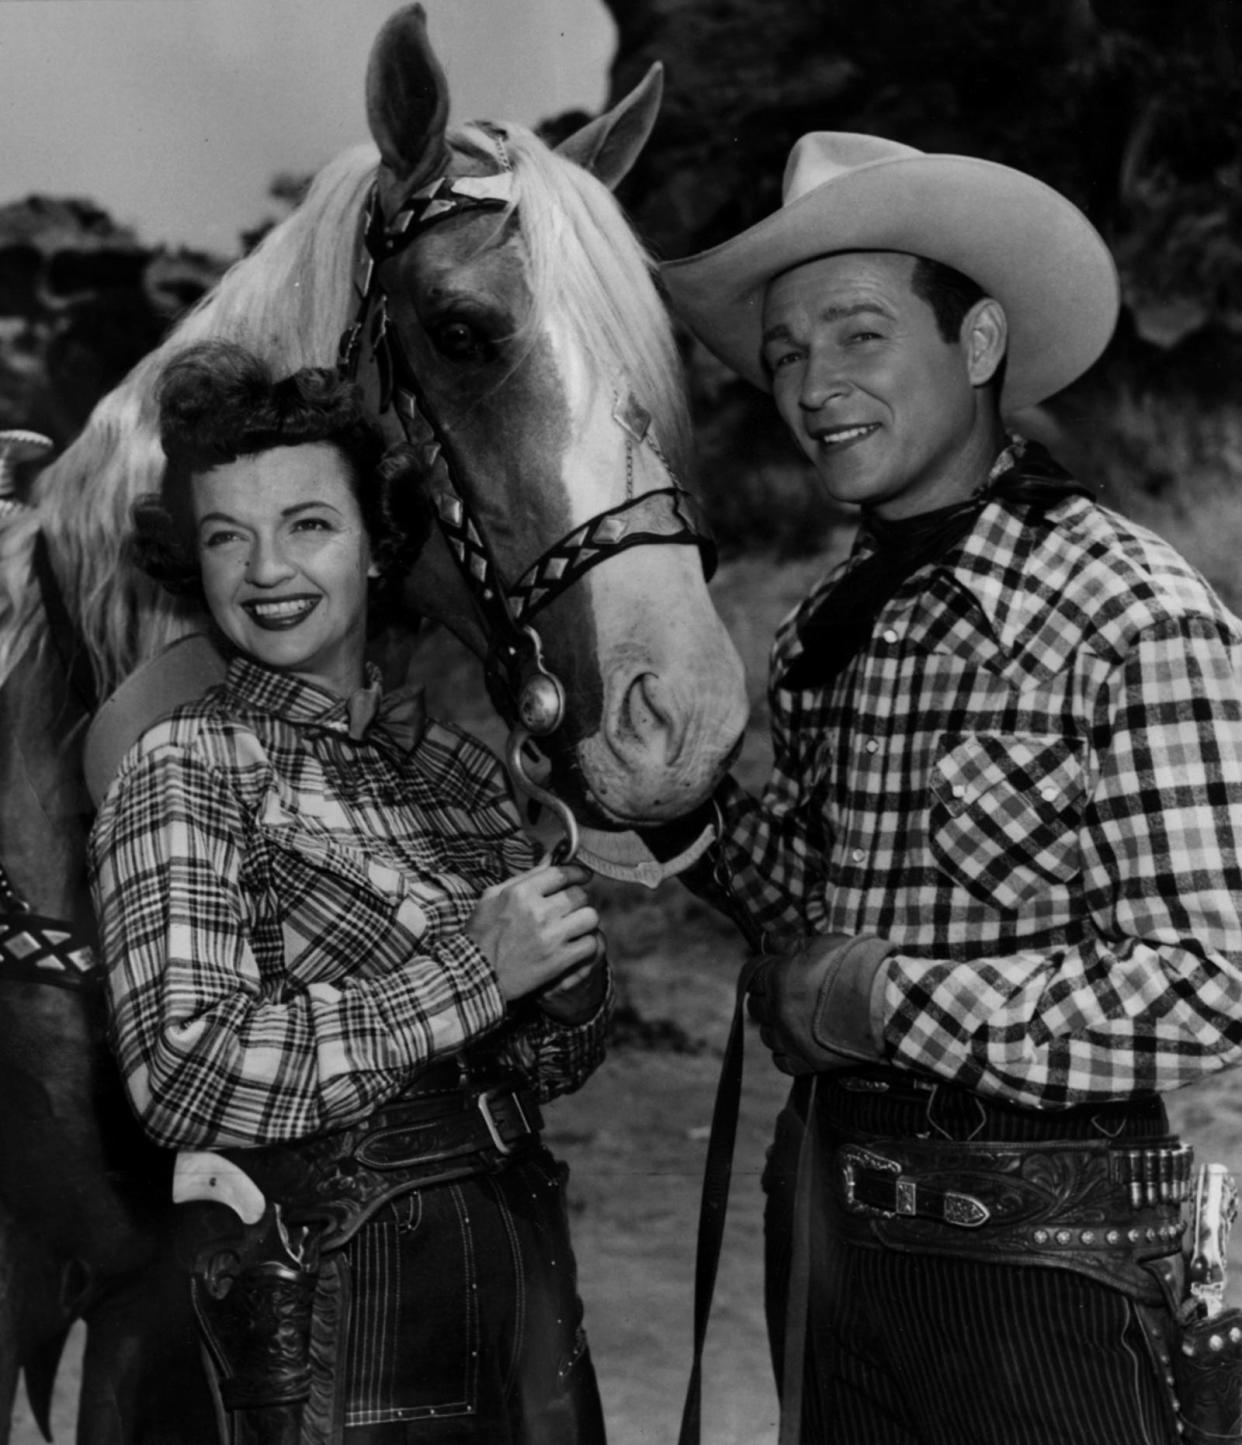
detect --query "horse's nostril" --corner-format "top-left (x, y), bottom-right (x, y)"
top-left (617, 670), bottom-right (679, 756)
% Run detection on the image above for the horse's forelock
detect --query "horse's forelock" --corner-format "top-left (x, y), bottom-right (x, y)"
top-left (500, 125), bottom-right (692, 479)
top-left (0, 144), bottom-right (381, 699)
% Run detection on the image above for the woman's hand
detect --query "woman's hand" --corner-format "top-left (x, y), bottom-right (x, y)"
top-left (465, 862), bottom-right (601, 1003)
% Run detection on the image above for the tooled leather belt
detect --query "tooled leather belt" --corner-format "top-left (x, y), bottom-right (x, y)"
top-left (831, 1134), bottom-right (1193, 1299)
top-left (227, 1076), bottom-right (543, 1251)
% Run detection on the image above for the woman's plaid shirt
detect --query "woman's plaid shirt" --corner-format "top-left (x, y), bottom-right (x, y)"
top-left (88, 657), bottom-right (610, 1149)
top-left (715, 491), bottom-right (1242, 1109)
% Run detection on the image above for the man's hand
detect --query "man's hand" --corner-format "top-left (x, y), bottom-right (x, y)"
top-left (747, 933), bottom-right (893, 1076)
top-left (536, 936), bottom-right (609, 1025)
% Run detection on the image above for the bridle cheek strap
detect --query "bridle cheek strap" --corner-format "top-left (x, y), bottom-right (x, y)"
top-left (336, 160), bottom-right (717, 851)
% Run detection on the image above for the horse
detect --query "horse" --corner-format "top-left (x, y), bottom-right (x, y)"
top-left (0, 6), bottom-right (749, 1439)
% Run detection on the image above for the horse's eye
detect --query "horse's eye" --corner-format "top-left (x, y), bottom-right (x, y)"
top-left (432, 319), bottom-right (490, 363)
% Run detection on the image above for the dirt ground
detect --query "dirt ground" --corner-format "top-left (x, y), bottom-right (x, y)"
top-left (12, 543), bottom-right (1242, 1443)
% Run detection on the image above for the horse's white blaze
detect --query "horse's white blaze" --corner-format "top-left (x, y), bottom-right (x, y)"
top-left (578, 543), bottom-right (749, 822)
top-left (540, 330), bottom-right (748, 819)
top-left (546, 321), bottom-right (625, 530)
top-left (527, 243), bottom-right (748, 821)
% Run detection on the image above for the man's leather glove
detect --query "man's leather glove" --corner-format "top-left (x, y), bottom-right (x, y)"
top-left (747, 933), bottom-right (893, 1076)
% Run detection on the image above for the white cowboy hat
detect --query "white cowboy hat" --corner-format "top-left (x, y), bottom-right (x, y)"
top-left (661, 132), bottom-right (1120, 411)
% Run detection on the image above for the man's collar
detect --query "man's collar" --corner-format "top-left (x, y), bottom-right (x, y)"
top-left (905, 487), bottom-right (1092, 670)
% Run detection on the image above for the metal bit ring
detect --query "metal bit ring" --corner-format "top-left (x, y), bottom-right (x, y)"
top-left (506, 727), bottom-right (580, 864)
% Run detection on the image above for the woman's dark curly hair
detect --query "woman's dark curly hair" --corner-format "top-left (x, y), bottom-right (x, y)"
top-left (132, 339), bottom-right (431, 628)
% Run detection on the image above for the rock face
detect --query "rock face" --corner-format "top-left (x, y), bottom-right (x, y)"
top-left (0, 196), bottom-right (223, 465)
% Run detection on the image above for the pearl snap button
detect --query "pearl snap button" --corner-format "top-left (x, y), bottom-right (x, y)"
top-left (851, 848), bottom-right (865, 862)
top-left (881, 628), bottom-right (899, 644)
top-left (865, 739), bottom-right (879, 754)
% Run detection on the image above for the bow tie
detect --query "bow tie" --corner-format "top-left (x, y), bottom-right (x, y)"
top-left (344, 680), bottom-right (427, 753)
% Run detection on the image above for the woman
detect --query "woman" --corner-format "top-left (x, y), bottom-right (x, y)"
top-left (88, 340), bottom-right (611, 1444)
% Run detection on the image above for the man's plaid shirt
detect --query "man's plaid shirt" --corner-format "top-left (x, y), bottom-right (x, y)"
top-left (715, 484), bottom-right (1242, 1109)
top-left (88, 656), bottom-right (610, 1149)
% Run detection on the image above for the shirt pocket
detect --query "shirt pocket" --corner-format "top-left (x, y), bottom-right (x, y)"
top-left (929, 731), bottom-right (1087, 911)
top-left (254, 791), bottom-right (429, 979)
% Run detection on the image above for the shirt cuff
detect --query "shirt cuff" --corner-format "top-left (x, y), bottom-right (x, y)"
top-left (533, 965), bottom-right (615, 1042)
top-left (811, 934), bottom-right (894, 1062)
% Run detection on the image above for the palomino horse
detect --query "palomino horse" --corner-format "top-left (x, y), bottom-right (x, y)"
top-left (0, 6), bottom-right (748, 1439)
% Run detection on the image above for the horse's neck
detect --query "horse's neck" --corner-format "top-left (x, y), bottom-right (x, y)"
top-left (0, 634), bottom-right (93, 927)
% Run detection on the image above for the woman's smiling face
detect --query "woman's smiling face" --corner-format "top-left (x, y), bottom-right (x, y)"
top-left (192, 442), bottom-right (375, 697)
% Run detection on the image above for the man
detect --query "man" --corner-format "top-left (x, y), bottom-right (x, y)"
top-left (660, 133), bottom-right (1242, 1443)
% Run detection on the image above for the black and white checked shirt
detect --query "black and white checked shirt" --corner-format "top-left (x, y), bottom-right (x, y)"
top-left (88, 656), bottom-right (610, 1149)
top-left (716, 487), bottom-right (1242, 1108)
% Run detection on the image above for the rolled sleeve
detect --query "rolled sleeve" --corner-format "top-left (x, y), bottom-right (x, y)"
top-left (90, 743), bottom-right (508, 1148)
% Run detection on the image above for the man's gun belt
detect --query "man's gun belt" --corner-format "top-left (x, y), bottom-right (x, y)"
top-left (833, 1134), bottom-right (1193, 1300)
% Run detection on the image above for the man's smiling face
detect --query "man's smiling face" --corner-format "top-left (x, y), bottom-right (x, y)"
top-left (761, 250), bottom-right (992, 520)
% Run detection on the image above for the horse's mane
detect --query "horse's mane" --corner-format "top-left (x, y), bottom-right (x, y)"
top-left (500, 124), bottom-right (692, 478)
top-left (0, 144), bottom-right (379, 699)
top-left (0, 123), bottom-right (691, 703)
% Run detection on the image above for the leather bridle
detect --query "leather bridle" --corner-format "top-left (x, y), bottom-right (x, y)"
top-left (337, 127), bottom-right (716, 857)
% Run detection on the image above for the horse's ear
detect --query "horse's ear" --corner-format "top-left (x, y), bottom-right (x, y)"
top-left (556, 62), bottom-right (663, 191)
top-left (366, 3), bottom-right (451, 207)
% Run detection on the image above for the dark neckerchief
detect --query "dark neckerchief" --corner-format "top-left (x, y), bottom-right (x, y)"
top-left (779, 438), bottom-right (1092, 692)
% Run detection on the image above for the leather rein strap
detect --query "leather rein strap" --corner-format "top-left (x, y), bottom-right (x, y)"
top-left (675, 848), bottom-right (816, 1445)
top-left (677, 948), bottom-right (770, 1445)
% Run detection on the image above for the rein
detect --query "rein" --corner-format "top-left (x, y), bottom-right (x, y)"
top-left (336, 132), bottom-right (716, 857)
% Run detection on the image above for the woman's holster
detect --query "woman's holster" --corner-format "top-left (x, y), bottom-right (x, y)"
top-left (183, 1073), bottom-right (542, 1445)
top-left (188, 1204), bottom-right (321, 1445)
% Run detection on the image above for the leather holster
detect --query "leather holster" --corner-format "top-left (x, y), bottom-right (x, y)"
top-left (188, 1203), bottom-right (318, 1445)
top-left (1176, 1304), bottom-right (1242, 1444)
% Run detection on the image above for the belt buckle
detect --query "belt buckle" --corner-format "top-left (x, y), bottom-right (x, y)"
top-left (841, 1144), bottom-right (992, 1228)
top-left (476, 1087), bottom-right (521, 1156)
top-left (841, 1145), bottom-right (906, 1216)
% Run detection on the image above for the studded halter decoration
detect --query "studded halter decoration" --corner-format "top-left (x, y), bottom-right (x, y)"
top-left (338, 124), bottom-right (717, 859)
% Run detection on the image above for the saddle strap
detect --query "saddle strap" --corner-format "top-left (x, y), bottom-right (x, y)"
top-left (0, 527), bottom-right (101, 991)
top-left (0, 870), bottom-right (98, 991)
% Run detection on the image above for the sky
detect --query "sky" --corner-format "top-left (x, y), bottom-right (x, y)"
top-left (0, 0), bottom-right (616, 254)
